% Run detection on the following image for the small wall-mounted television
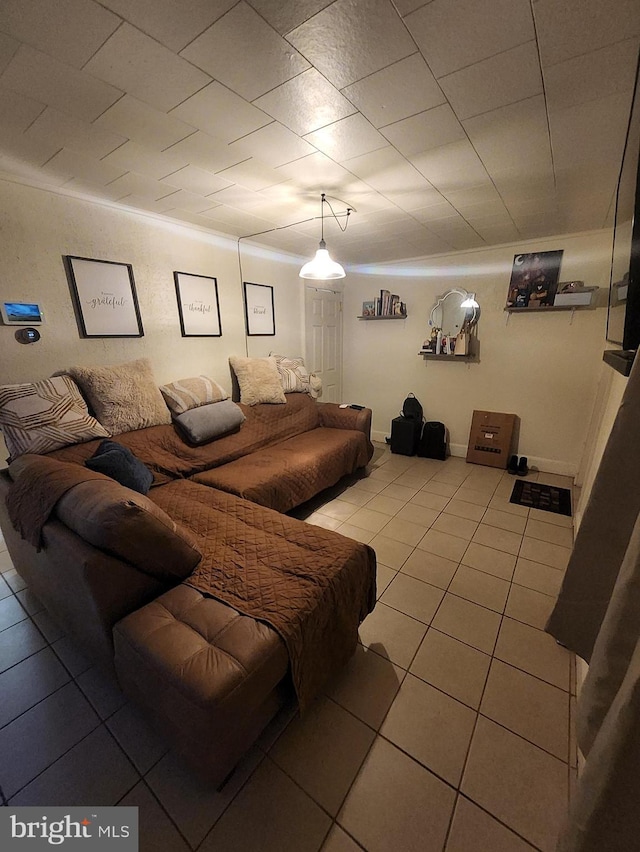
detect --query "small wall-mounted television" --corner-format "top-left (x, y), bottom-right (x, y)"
top-left (604, 53), bottom-right (640, 376)
top-left (0, 301), bottom-right (44, 325)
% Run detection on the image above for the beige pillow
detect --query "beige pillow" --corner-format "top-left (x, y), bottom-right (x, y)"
top-left (0, 375), bottom-right (109, 461)
top-left (160, 375), bottom-right (229, 415)
top-left (228, 356), bottom-right (286, 406)
top-left (270, 353), bottom-right (323, 399)
top-left (70, 358), bottom-right (171, 435)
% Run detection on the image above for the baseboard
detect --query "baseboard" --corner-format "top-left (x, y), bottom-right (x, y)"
top-left (372, 431), bottom-right (576, 477)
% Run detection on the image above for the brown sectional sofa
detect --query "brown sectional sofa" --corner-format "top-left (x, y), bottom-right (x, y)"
top-left (0, 392), bottom-right (377, 784)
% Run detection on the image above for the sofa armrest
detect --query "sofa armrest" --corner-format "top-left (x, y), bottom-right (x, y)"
top-left (317, 402), bottom-right (372, 438)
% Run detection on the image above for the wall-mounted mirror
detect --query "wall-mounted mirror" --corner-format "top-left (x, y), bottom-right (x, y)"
top-left (429, 288), bottom-right (480, 336)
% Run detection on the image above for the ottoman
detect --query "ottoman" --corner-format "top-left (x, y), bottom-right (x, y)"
top-left (113, 583), bottom-right (291, 784)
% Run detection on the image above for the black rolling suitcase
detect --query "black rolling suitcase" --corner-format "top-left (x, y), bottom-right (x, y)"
top-left (390, 416), bottom-right (422, 455)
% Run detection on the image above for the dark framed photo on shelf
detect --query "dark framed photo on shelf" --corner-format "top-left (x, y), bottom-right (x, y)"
top-left (505, 250), bottom-right (564, 309)
top-left (243, 282), bottom-right (275, 336)
top-left (174, 271), bottom-right (222, 337)
top-left (362, 300), bottom-right (376, 316)
top-left (64, 255), bottom-right (143, 338)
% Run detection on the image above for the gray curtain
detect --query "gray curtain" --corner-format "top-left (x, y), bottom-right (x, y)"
top-left (547, 356), bottom-right (640, 851)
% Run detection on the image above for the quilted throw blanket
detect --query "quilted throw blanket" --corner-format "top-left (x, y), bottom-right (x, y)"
top-left (150, 480), bottom-right (377, 709)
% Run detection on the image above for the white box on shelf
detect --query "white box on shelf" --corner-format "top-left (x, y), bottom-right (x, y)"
top-left (553, 288), bottom-right (598, 307)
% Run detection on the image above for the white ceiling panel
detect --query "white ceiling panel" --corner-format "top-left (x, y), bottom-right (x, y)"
top-left (0, 45), bottom-right (122, 122)
top-left (0, 31), bottom-right (18, 74)
top-left (102, 172), bottom-right (178, 201)
top-left (214, 159), bottom-right (286, 192)
top-left (464, 96), bottom-right (553, 176)
top-left (24, 108), bottom-right (126, 161)
top-left (0, 87), bottom-right (44, 133)
top-left (394, 0), bottom-right (430, 15)
top-left (411, 140), bottom-right (492, 193)
top-left (209, 184), bottom-right (270, 209)
top-left (228, 122), bottom-right (318, 168)
top-left (162, 131), bottom-right (248, 173)
top-left (304, 114), bottom-right (387, 162)
top-left (253, 69), bottom-right (356, 136)
top-left (380, 104), bottom-right (466, 157)
top-left (444, 184), bottom-right (504, 210)
top-left (275, 152), bottom-right (352, 190)
top-left (200, 205), bottom-right (275, 234)
top-left (152, 189), bottom-right (217, 214)
top-left (342, 53), bottom-right (445, 128)
top-left (180, 2), bottom-right (310, 101)
top-left (383, 187), bottom-right (444, 212)
top-left (287, 0), bottom-right (415, 89)
top-left (0, 127), bottom-right (62, 167)
top-left (491, 169), bottom-right (556, 207)
top-left (84, 24), bottom-right (211, 113)
top-left (544, 38), bottom-right (639, 114)
top-left (100, 141), bottom-right (190, 181)
top-left (166, 209), bottom-right (225, 230)
top-left (119, 194), bottom-right (188, 215)
top-left (0, 153), bottom-right (68, 185)
top-left (440, 41), bottom-right (543, 121)
top-left (342, 147), bottom-right (432, 195)
top-left (472, 218), bottom-right (520, 245)
top-left (98, 0), bottom-right (237, 52)
top-left (170, 82), bottom-right (271, 143)
top-left (0, 0), bottom-right (120, 69)
top-left (93, 96), bottom-right (194, 150)
top-left (533, 0), bottom-right (640, 67)
top-left (412, 201), bottom-right (459, 222)
top-left (160, 164), bottom-right (232, 196)
top-left (405, 0), bottom-right (535, 79)
top-left (43, 148), bottom-right (126, 186)
top-left (247, 0), bottom-right (335, 36)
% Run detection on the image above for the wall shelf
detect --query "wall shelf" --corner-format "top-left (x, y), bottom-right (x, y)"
top-left (419, 352), bottom-right (475, 361)
top-left (358, 314), bottom-right (407, 320)
top-left (504, 304), bottom-right (593, 314)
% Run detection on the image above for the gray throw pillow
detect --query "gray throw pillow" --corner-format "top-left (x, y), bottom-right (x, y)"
top-left (173, 399), bottom-right (245, 445)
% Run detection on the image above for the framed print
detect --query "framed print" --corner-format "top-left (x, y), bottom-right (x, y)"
top-left (506, 250), bottom-right (564, 309)
top-left (174, 271), bottom-right (222, 337)
top-left (243, 282), bottom-right (275, 336)
top-left (64, 255), bottom-right (143, 338)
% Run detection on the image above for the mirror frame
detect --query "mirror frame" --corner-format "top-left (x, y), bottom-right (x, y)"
top-left (429, 288), bottom-right (480, 334)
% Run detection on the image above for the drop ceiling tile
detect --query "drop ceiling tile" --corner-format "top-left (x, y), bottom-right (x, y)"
top-left (85, 24), bottom-right (211, 112)
top-left (287, 0), bottom-right (415, 89)
top-left (120, 194), bottom-right (188, 214)
top-left (426, 215), bottom-right (483, 244)
top-left (275, 152), bottom-right (352, 190)
top-left (0, 153), bottom-right (67, 185)
top-left (214, 159), bottom-right (286, 191)
top-left (440, 41), bottom-right (542, 120)
top-left (471, 218), bottom-right (520, 244)
top-left (103, 172), bottom-right (178, 200)
top-left (200, 205), bottom-right (275, 233)
top-left (98, 0), bottom-right (237, 52)
top-left (0, 45), bottom-right (122, 122)
top-left (304, 114), bottom-right (387, 162)
top-left (228, 122), bottom-right (317, 167)
top-left (534, 0), bottom-right (640, 67)
top-left (394, 0), bottom-right (430, 15)
top-left (463, 95), bottom-right (552, 175)
top-left (555, 166), bottom-right (619, 201)
top-left (0, 0), bottom-right (120, 69)
top-left (161, 164), bottom-right (232, 195)
top-left (412, 200), bottom-right (458, 222)
top-left (405, 0), bottom-right (535, 78)
top-left (384, 187), bottom-right (444, 211)
top-left (100, 141), bottom-right (189, 180)
top-left (0, 31), bottom-right (18, 75)
top-left (342, 147), bottom-right (432, 195)
top-left (491, 168), bottom-right (556, 206)
top-left (411, 139), bottom-right (492, 193)
top-left (154, 189), bottom-right (218, 214)
top-left (24, 108), bottom-right (126, 161)
top-left (253, 69), bottom-right (355, 136)
top-left (444, 184), bottom-right (504, 210)
top-left (545, 38), bottom-right (639, 114)
top-left (381, 104), bottom-right (466, 157)
top-left (170, 82), bottom-right (271, 143)
top-left (162, 131), bottom-right (248, 172)
top-left (180, 2), bottom-right (309, 101)
top-left (207, 184), bottom-right (266, 209)
top-left (342, 53), bottom-right (445, 128)
top-left (459, 199), bottom-right (513, 223)
top-left (168, 209), bottom-right (227, 230)
top-left (0, 127), bottom-right (62, 168)
top-left (93, 96), bottom-right (195, 149)
top-left (0, 88), bottom-right (44, 133)
top-left (44, 147), bottom-right (126, 186)
top-left (247, 0), bottom-right (334, 35)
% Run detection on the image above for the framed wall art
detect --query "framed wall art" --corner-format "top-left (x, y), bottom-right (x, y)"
top-left (505, 250), bottom-right (564, 309)
top-left (243, 281), bottom-right (275, 336)
top-left (174, 271), bottom-right (222, 337)
top-left (64, 255), bottom-right (144, 338)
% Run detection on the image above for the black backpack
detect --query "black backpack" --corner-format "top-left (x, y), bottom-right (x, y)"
top-left (417, 421), bottom-right (447, 460)
top-left (402, 393), bottom-right (423, 422)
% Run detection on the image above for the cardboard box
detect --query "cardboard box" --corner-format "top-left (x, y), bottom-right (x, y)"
top-left (466, 410), bottom-right (518, 469)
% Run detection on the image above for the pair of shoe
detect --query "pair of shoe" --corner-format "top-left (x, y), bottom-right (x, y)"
top-left (508, 455), bottom-right (529, 476)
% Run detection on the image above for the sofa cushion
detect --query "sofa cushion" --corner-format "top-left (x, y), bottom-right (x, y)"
top-left (229, 356), bottom-right (286, 406)
top-left (160, 375), bottom-right (229, 415)
top-left (56, 477), bottom-right (202, 581)
top-left (173, 399), bottom-right (245, 445)
top-left (69, 358), bottom-right (171, 434)
top-left (85, 439), bottom-right (154, 494)
top-left (0, 375), bottom-right (109, 461)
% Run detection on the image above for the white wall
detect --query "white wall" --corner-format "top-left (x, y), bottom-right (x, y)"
top-left (0, 180), bottom-right (304, 388)
top-left (342, 230), bottom-right (614, 475)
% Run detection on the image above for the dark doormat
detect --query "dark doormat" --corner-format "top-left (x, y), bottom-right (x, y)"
top-left (510, 480), bottom-right (572, 516)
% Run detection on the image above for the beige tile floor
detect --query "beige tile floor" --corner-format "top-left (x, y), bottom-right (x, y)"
top-left (0, 447), bottom-right (577, 851)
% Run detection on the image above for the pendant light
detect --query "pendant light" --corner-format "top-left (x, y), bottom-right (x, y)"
top-left (299, 193), bottom-right (347, 280)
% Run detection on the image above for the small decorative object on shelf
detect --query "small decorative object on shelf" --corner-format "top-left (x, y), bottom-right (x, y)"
top-left (360, 289), bottom-right (406, 318)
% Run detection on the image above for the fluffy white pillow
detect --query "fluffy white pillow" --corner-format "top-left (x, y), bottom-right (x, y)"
top-left (228, 356), bottom-right (287, 406)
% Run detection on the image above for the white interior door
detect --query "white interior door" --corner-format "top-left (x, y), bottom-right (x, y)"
top-left (305, 287), bottom-right (343, 403)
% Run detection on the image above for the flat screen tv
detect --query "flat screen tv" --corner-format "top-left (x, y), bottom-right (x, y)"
top-left (604, 52), bottom-right (640, 376)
